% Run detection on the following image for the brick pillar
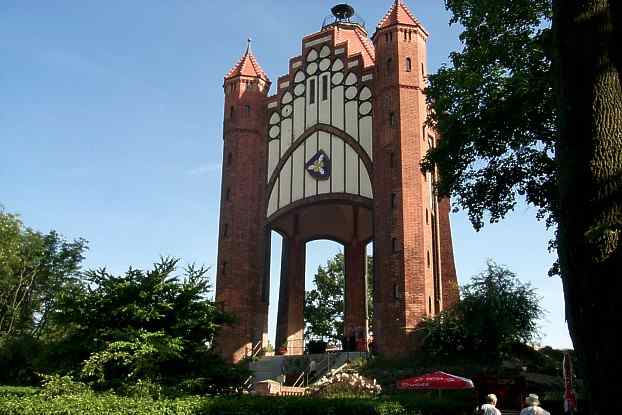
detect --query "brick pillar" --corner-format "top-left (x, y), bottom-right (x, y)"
top-left (438, 197), bottom-right (459, 308)
top-left (275, 236), bottom-right (305, 356)
top-left (344, 239), bottom-right (368, 350)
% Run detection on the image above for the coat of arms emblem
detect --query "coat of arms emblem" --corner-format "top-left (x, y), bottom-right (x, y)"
top-left (305, 150), bottom-right (331, 181)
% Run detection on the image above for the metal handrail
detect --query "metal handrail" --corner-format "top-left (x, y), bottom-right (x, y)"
top-left (251, 340), bottom-right (262, 358)
top-left (293, 371), bottom-right (306, 388)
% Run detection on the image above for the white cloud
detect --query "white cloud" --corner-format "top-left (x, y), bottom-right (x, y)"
top-left (186, 163), bottom-right (221, 176)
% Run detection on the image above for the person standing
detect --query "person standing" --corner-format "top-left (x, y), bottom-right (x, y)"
top-left (477, 394), bottom-right (501, 415)
top-left (519, 394), bottom-right (550, 415)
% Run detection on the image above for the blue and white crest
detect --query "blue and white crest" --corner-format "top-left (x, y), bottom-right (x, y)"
top-left (305, 150), bottom-right (331, 181)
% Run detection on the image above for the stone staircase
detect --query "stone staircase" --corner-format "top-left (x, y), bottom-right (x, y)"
top-left (249, 351), bottom-right (368, 387)
top-left (250, 355), bottom-right (287, 383)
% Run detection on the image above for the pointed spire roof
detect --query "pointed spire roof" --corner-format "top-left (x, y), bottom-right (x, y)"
top-left (224, 39), bottom-right (270, 82)
top-left (377, 0), bottom-right (428, 34)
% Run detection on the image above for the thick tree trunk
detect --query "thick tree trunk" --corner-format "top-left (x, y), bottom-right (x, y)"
top-left (553, 1), bottom-right (622, 414)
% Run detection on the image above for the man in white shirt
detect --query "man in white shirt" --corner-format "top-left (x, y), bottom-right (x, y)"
top-left (478, 393), bottom-right (501, 415)
top-left (519, 394), bottom-right (551, 415)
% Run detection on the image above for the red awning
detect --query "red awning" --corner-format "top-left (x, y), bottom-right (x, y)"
top-left (397, 371), bottom-right (475, 390)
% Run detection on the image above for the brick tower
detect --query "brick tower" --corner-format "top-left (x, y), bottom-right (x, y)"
top-left (215, 41), bottom-right (271, 362)
top-left (214, 2), bottom-right (459, 362)
top-left (371, 0), bottom-right (457, 355)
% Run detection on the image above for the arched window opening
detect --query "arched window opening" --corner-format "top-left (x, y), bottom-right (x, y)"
top-left (405, 57), bottom-right (412, 72)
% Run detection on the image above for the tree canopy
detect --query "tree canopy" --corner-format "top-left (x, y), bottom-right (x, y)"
top-left (304, 253), bottom-right (373, 344)
top-left (425, 1), bottom-right (621, 412)
top-left (422, 260), bottom-right (544, 361)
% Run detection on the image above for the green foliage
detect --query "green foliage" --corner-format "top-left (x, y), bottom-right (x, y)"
top-left (0, 393), bottom-right (207, 415)
top-left (305, 253), bottom-right (345, 342)
top-left (39, 374), bottom-right (89, 399)
top-left (47, 257), bottom-right (246, 393)
top-left (423, 0), bottom-right (556, 230)
top-left (0, 386), bottom-right (39, 398)
top-left (0, 208), bottom-right (88, 384)
top-left (421, 260), bottom-right (544, 361)
top-left (0, 391), bottom-right (478, 415)
top-left (304, 253), bottom-right (373, 343)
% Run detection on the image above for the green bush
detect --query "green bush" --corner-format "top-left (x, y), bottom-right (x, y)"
top-left (0, 392), bottom-right (479, 415)
top-left (0, 386), bottom-right (39, 398)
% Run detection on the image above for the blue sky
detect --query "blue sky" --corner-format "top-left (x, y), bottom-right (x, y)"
top-left (0, 1), bottom-right (571, 349)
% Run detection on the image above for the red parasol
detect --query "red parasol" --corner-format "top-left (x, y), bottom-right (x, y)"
top-left (563, 352), bottom-right (578, 413)
top-left (397, 371), bottom-right (475, 390)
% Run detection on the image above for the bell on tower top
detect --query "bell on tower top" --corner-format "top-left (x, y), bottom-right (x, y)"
top-left (322, 3), bottom-right (366, 31)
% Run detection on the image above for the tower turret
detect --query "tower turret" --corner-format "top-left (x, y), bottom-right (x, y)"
top-left (215, 41), bottom-right (272, 362)
top-left (371, 0), bottom-right (443, 356)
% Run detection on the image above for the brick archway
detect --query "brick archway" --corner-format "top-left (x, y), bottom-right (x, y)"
top-left (269, 200), bottom-right (372, 355)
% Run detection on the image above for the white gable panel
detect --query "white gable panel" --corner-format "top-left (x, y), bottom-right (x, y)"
top-left (345, 144), bottom-right (359, 195)
top-left (280, 118), bottom-right (292, 156)
top-left (360, 159), bottom-right (373, 199)
top-left (345, 100), bottom-right (359, 141)
top-left (331, 85), bottom-right (344, 130)
top-left (305, 76), bottom-right (318, 129)
top-left (317, 131), bottom-right (331, 195)
top-left (267, 180), bottom-right (279, 216)
top-left (304, 134), bottom-right (318, 198)
top-left (279, 158), bottom-right (292, 208)
top-left (268, 140), bottom-right (280, 181)
top-left (359, 116), bottom-right (373, 160)
top-left (331, 135), bottom-right (345, 193)
top-left (291, 146), bottom-right (305, 202)
top-left (293, 97), bottom-right (305, 140)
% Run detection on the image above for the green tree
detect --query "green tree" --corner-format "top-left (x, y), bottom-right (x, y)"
top-left (49, 257), bottom-right (247, 393)
top-left (0, 208), bottom-right (87, 385)
top-left (422, 261), bottom-right (543, 361)
top-left (424, 1), bottom-right (620, 411)
top-left (304, 253), bottom-right (373, 343)
top-left (0, 208), bottom-right (87, 339)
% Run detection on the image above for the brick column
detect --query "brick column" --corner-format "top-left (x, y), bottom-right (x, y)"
top-left (344, 239), bottom-right (368, 351)
top-left (275, 236), bottom-right (305, 356)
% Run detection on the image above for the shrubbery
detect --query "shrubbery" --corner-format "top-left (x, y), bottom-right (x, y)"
top-left (0, 392), bottom-right (473, 415)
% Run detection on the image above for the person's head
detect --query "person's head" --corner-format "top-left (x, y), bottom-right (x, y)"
top-left (485, 394), bottom-right (498, 406)
top-left (525, 393), bottom-right (540, 406)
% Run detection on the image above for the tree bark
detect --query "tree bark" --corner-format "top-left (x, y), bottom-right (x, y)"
top-left (553, 1), bottom-right (622, 413)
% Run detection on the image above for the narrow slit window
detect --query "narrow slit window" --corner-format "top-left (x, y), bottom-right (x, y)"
top-left (403, 30), bottom-right (407, 41)
top-left (244, 105), bottom-right (251, 115)
top-left (386, 58), bottom-right (393, 75)
top-left (390, 152), bottom-right (395, 168)
top-left (321, 75), bottom-right (328, 101)
top-left (427, 250), bottom-right (431, 267)
top-left (405, 57), bottom-right (412, 72)
top-left (392, 238), bottom-right (398, 253)
top-left (309, 79), bottom-right (316, 105)
top-left (222, 261), bottom-right (227, 276)
top-left (226, 188), bottom-right (231, 201)
top-left (230, 106), bottom-right (235, 119)
top-left (391, 193), bottom-right (397, 209)
top-left (393, 284), bottom-right (400, 300)
top-left (389, 112), bottom-right (396, 127)
top-left (223, 224), bottom-right (229, 238)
